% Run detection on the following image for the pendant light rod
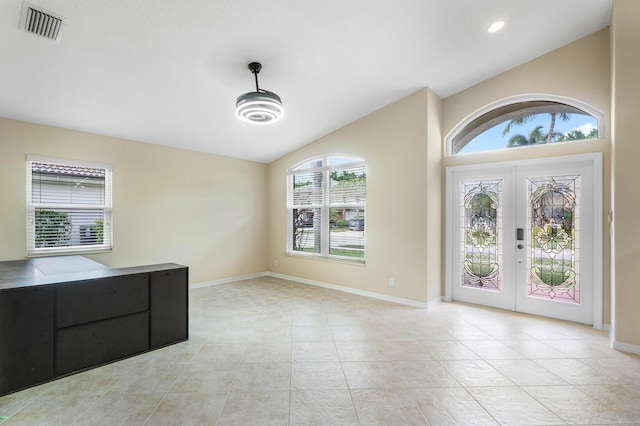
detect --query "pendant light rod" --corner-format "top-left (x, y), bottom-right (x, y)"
top-left (248, 62), bottom-right (262, 92)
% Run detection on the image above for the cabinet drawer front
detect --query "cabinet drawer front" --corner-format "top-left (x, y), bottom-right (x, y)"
top-left (56, 274), bottom-right (149, 328)
top-left (56, 312), bottom-right (149, 375)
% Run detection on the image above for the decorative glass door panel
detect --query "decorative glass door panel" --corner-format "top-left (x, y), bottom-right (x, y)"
top-left (448, 156), bottom-right (600, 325)
top-left (461, 179), bottom-right (502, 292)
top-left (527, 175), bottom-right (580, 304)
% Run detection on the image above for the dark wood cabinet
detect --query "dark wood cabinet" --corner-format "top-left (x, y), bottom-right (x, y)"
top-left (0, 257), bottom-right (188, 396)
top-left (150, 268), bottom-right (188, 349)
top-left (0, 286), bottom-right (54, 395)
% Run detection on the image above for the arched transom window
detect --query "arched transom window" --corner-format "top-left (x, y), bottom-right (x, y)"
top-left (286, 155), bottom-right (366, 262)
top-left (449, 98), bottom-right (603, 155)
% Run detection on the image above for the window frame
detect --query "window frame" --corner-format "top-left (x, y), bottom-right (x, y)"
top-left (26, 155), bottom-right (113, 257)
top-left (286, 154), bottom-right (366, 263)
top-left (446, 94), bottom-right (605, 156)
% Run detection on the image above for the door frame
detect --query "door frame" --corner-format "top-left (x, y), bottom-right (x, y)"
top-left (444, 153), bottom-right (603, 329)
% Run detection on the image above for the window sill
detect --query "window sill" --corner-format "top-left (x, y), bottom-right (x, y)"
top-left (285, 251), bottom-right (365, 266)
top-left (27, 247), bottom-right (113, 258)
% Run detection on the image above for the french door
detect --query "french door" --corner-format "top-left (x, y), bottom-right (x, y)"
top-left (446, 154), bottom-right (602, 325)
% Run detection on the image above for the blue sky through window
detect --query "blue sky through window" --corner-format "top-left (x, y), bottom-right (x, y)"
top-left (459, 113), bottom-right (598, 154)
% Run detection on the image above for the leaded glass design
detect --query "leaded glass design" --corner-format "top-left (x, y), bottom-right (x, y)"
top-left (527, 175), bottom-right (581, 303)
top-left (461, 179), bottom-right (502, 291)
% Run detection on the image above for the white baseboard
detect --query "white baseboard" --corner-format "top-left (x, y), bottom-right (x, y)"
top-left (191, 271), bottom-right (439, 309)
top-left (611, 340), bottom-right (640, 355)
top-left (190, 273), bottom-right (265, 289)
top-left (427, 296), bottom-right (442, 309)
top-left (602, 323), bottom-right (611, 332)
top-left (264, 272), bottom-right (428, 309)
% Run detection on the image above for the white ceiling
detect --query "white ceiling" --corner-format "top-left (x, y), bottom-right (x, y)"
top-left (0, 0), bottom-right (612, 163)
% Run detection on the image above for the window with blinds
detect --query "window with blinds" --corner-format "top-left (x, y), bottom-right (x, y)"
top-left (287, 156), bottom-right (366, 262)
top-left (26, 156), bottom-right (113, 256)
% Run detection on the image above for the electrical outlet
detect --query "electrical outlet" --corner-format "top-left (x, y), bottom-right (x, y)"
top-left (389, 278), bottom-right (395, 287)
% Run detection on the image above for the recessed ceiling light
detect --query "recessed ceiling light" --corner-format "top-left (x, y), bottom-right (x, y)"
top-left (487, 21), bottom-right (505, 33)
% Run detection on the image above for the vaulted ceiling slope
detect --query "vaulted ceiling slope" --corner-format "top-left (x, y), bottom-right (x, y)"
top-left (0, 0), bottom-right (612, 163)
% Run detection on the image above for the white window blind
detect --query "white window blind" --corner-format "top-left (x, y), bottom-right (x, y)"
top-left (26, 156), bottom-right (113, 256)
top-left (287, 156), bottom-right (366, 262)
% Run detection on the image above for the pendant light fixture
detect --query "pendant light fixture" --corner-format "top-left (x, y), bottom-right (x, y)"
top-left (235, 62), bottom-right (284, 125)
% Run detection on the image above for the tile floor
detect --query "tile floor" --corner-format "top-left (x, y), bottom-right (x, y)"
top-left (1, 276), bottom-right (640, 425)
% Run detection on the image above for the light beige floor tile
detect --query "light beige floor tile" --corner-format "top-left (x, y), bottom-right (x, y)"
top-left (423, 340), bottom-right (481, 360)
top-left (73, 391), bottom-right (165, 426)
top-left (169, 363), bottom-right (237, 394)
top-left (342, 360), bottom-right (459, 389)
top-left (1, 394), bottom-right (100, 426)
top-left (292, 326), bottom-right (333, 342)
top-left (335, 340), bottom-right (433, 362)
top-left (4, 278), bottom-right (637, 425)
top-left (231, 362), bottom-right (291, 391)
top-left (523, 385), bottom-right (627, 424)
top-left (350, 388), bottom-right (429, 425)
top-left (190, 343), bottom-right (247, 364)
top-left (293, 314), bottom-right (329, 326)
top-left (440, 359), bottom-right (514, 387)
top-left (445, 325), bottom-right (495, 340)
top-left (461, 340), bottom-right (527, 359)
top-left (481, 326), bottom-right (536, 341)
top-left (292, 341), bottom-right (340, 362)
top-left (218, 391), bottom-right (289, 426)
top-left (242, 341), bottom-right (292, 363)
top-left (145, 392), bottom-right (226, 426)
top-left (330, 326), bottom-right (376, 341)
top-left (501, 339), bottom-right (568, 358)
top-left (335, 341), bottom-right (384, 361)
top-left (0, 395), bottom-right (32, 420)
top-left (487, 359), bottom-right (567, 386)
top-left (533, 358), bottom-right (617, 385)
top-left (410, 326), bottom-right (457, 341)
top-left (415, 387), bottom-right (499, 425)
top-left (42, 368), bottom-right (118, 396)
top-left (578, 384), bottom-right (640, 423)
top-left (140, 342), bottom-right (202, 364)
top-left (245, 326), bottom-right (293, 343)
top-left (577, 356), bottom-right (640, 384)
top-left (108, 362), bottom-right (186, 394)
top-left (290, 390), bottom-right (359, 425)
top-left (291, 362), bottom-right (348, 390)
top-left (468, 386), bottom-right (565, 425)
top-left (541, 338), bottom-right (623, 359)
top-left (326, 313), bottom-right (369, 326)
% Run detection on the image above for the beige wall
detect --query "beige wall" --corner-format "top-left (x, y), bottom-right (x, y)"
top-left (3, 18), bottom-right (636, 348)
top-left (610, 0), bottom-right (640, 348)
top-left (267, 88), bottom-right (442, 305)
top-left (0, 118), bottom-right (268, 284)
top-left (442, 28), bottom-right (612, 324)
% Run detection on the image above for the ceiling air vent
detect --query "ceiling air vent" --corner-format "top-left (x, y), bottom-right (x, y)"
top-left (20, 2), bottom-right (65, 42)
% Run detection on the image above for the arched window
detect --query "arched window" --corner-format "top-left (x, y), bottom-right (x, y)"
top-left (448, 97), bottom-right (604, 155)
top-left (286, 155), bottom-right (366, 262)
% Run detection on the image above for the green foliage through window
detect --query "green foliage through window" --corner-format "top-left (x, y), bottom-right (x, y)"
top-left (35, 209), bottom-right (72, 248)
